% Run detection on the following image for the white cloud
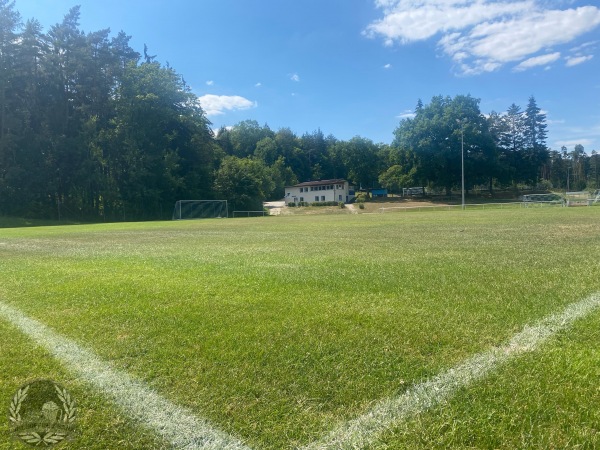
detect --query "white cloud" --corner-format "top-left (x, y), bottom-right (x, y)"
top-left (197, 95), bottom-right (256, 116)
top-left (206, 80), bottom-right (214, 86)
top-left (213, 126), bottom-right (233, 137)
top-left (255, 82), bottom-right (262, 87)
top-left (365, 0), bottom-right (534, 45)
top-left (290, 73), bottom-right (300, 82)
top-left (366, 1), bottom-right (600, 74)
top-left (513, 52), bottom-right (561, 71)
top-left (565, 54), bottom-right (594, 67)
top-left (555, 138), bottom-right (594, 149)
top-left (384, 63), bottom-right (392, 69)
top-left (397, 109), bottom-right (415, 119)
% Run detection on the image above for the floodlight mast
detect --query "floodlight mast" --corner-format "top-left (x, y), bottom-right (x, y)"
top-left (457, 118), bottom-right (466, 210)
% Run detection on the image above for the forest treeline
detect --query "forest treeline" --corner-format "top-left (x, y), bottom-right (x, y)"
top-left (1, 3), bottom-right (598, 221)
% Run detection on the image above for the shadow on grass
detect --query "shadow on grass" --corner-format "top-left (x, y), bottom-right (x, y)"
top-left (0, 216), bottom-right (82, 229)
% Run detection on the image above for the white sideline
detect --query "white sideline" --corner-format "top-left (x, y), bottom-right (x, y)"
top-left (301, 292), bottom-right (600, 450)
top-left (0, 300), bottom-right (250, 450)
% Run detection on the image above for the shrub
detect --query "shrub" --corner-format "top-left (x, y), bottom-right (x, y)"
top-left (536, 180), bottom-right (553, 191)
top-left (339, 202), bottom-right (345, 208)
top-left (288, 202), bottom-right (296, 207)
top-left (358, 202), bottom-right (365, 209)
top-left (355, 192), bottom-right (369, 203)
top-left (311, 201), bottom-right (340, 207)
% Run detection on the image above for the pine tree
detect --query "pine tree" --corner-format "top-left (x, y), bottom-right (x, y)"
top-left (501, 103), bottom-right (526, 152)
top-left (522, 96), bottom-right (549, 183)
top-left (524, 96), bottom-right (547, 150)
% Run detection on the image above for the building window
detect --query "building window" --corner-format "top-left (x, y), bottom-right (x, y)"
top-left (339, 195), bottom-right (342, 201)
top-left (315, 196), bottom-right (319, 201)
top-left (321, 196), bottom-right (325, 201)
top-left (300, 197), bottom-right (304, 202)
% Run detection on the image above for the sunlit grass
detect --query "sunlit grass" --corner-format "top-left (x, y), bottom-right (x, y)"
top-left (0, 207), bottom-right (598, 449)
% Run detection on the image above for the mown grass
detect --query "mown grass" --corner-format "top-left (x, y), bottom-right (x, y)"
top-left (0, 207), bottom-right (598, 449)
top-left (372, 312), bottom-right (600, 449)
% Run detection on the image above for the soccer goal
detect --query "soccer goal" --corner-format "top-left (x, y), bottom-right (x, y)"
top-left (521, 193), bottom-right (564, 207)
top-left (172, 200), bottom-right (228, 220)
top-left (565, 191), bottom-right (590, 207)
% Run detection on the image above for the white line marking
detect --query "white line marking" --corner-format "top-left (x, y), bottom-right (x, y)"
top-left (2, 294), bottom-right (599, 450)
top-left (0, 301), bottom-right (251, 450)
top-left (301, 292), bottom-right (600, 450)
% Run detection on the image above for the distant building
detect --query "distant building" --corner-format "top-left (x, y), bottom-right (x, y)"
top-left (284, 179), bottom-right (355, 204)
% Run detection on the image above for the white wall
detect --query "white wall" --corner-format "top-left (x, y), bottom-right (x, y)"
top-left (285, 182), bottom-right (355, 204)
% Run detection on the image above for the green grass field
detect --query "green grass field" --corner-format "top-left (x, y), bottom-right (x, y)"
top-left (0, 207), bottom-right (599, 449)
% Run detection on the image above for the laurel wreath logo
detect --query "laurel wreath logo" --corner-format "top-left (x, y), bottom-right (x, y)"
top-left (17, 431), bottom-right (69, 446)
top-left (8, 381), bottom-right (77, 447)
top-left (55, 384), bottom-right (77, 424)
top-left (9, 385), bottom-right (29, 424)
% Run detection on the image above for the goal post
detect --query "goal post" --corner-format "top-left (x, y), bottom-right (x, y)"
top-left (565, 191), bottom-right (590, 207)
top-left (172, 200), bottom-right (228, 220)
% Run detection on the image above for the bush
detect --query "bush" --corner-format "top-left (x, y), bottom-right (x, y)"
top-left (298, 201), bottom-right (309, 207)
top-left (339, 202), bottom-right (345, 208)
top-left (358, 202), bottom-right (365, 209)
top-left (355, 192), bottom-right (369, 203)
top-left (287, 202), bottom-right (296, 207)
top-left (311, 201), bottom-right (339, 207)
top-left (535, 180), bottom-right (553, 191)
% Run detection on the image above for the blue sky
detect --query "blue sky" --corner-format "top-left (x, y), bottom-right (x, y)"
top-left (13, 0), bottom-right (600, 152)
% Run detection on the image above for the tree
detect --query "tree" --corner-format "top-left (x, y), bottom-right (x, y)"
top-left (335, 137), bottom-right (379, 189)
top-left (0, 1), bottom-right (23, 214)
top-left (254, 137), bottom-right (278, 166)
top-left (107, 61), bottom-right (214, 219)
top-left (394, 95), bottom-right (496, 195)
top-left (570, 144), bottom-right (586, 190)
top-left (501, 104), bottom-right (526, 152)
top-left (378, 165), bottom-right (415, 194)
top-left (590, 150), bottom-right (599, 189)
top-left (520, 96), bottom-right (549, 184)
top-left (228, 120), bottom-right (274, 158)
top-left (213, 156), bottom-right (274, 212)
top-left (269, 156), bottom-right (298, 199)
top-left (524, 96), bottom-right (547, 150)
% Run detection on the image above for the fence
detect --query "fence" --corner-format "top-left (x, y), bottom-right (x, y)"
top-left (232, 210), bottom-right (268, 218)
top-left (378, 201), bottom-right (566, 214)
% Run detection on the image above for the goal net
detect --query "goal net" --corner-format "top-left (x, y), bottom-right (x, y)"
top-left (565, 191), bottom-right (590, 207)
top-left (521, 193), bottom-right (564, 207)
top-left (172, 200), bottom-right (228, 220)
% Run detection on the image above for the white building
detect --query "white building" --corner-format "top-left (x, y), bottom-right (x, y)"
top-left (284, 179), bottom-right (355, 205)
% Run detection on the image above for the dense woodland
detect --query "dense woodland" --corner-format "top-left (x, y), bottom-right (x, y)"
top-left (1, 3), bottom-right (599, 221)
